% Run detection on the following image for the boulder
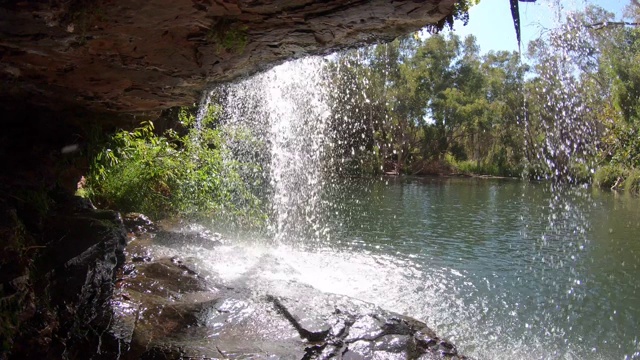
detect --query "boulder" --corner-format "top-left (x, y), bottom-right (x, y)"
top-left (4, 193), bottom-right (128, 359)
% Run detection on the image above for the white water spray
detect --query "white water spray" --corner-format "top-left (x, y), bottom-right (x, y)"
top-left (218, 57), bottom-right (332, 243)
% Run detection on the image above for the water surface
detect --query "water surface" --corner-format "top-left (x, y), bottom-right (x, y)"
top-left (163, 177), bottom-right (640, 359)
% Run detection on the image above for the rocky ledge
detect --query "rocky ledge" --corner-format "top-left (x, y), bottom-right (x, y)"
top-left (96, 214), bottom-right (468, 359)
top-left (0, 201), bottom-right (467, 359)
top-left (1, 192), bottom-right (128, 359)
top-left (0, 0), bottom-right (455, 115)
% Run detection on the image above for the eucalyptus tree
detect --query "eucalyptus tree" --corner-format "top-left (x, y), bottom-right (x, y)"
top-left (473, 50), bottom-right (528, 174)
top-left (596, 3), bottom-right (640, 176)
top-left (411, 33), bottom-right (462, 160)
top-left (522, 6), bottom-right (618, 181)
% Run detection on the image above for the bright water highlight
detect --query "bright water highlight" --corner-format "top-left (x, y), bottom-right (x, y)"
top-left (154, 177), bottom-right (640, 359)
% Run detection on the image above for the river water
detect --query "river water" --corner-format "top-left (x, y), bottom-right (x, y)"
top-left (320, 177), bottom-right (640, 359)
top-left (162, 176), bottom-right (640, 360)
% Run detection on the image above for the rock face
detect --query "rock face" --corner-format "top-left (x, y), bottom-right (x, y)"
top-left (2, 192), bottom-right (128, 359)
top-left (0, 0), bottom-right (455, 114)
top-left (95, 217), bottom-right (469, 359)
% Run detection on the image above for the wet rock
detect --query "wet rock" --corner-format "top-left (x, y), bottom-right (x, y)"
top-left (270, 295), bottom-right (333, 341)
top-left (123, 212), bottom-right (157, 235)
top-left (266, 284), bottom-right (468, 359)
top-left (108, 253), bottom-right (304, 359)
top-left (131, 252), bottom-right (153, 263)
top-left (374, 334), bottom-right (412, 353)
top-left (121, 262), bottom-right (137, 275)
top-left (67, 223), bottom-right (471, 360)
top-left (125, 215), bottom-right (223, 250)
top-left (154, 230), bottom-right (224, 249)
top-left (3, 193), bottom-right (128, 359)
top-left (125, 258), bottom-right (212, 296)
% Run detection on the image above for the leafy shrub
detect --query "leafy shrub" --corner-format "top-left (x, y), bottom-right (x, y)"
top-left (622, 169), bottom-right (640, 194)
top-left (593, 165), bottom-right (640, 194)
top-left (87, 107), bottom-right (266, 226)
top-left (567, 162), bottom-right (593, 184)
top-left (444, 153), bottom-right (521, 177)
top-left (593, 164), bottom-right (626, 189)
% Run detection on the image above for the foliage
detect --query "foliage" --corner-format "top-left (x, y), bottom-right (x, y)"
top-left (321, 2), bottom-right (640, 193)
top-left (520, 3), bottom-right (640, 188)
top-left (594, 165), bottom-right (640, 194)
top-left (593, 164), bottom-right (626, 188)
top-left (444, 153), bottom-right (523, 177)
top-left (428, 0), bottom-right (480, 33)
top-left (324, 32), bottom-right (527, 178)
top-left (208, 20), bottom-right (249, 54)
top-left (87, 106), bottom-right (267, 225)
top-left (0, 206), bottom-right (35, 354)
top-left (622, 168), bottom-right (640, 193)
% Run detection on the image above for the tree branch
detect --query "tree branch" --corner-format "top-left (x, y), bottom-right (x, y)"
top-left (586, 21), bottom-right (640, 30)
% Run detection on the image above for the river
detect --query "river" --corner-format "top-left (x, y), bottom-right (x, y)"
top-left (156, 177), bottom-right (640, 359)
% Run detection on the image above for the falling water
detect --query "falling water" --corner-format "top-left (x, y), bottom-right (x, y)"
top-left (195, 88), bottom-right (214, 129)
top-left (526, 24), bottom-right (601, 181)
top-left (514, 2), bottom-right (639, 358)
top-left (218, 57), bottom-right (332, 243)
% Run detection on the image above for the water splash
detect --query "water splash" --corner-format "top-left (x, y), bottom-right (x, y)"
top-left (195, 88), bottom-right (214, 130)
top-left (524, 3), bottom-right (613, 182)
top-left (218, 57), bottom-right (332, 244)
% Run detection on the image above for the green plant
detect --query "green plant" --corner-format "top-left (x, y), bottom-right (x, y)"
top-left (622, 168), bottom-right (640, 193)
top-left (207, 20), bottom-right (249, 54)
top-left (426, 0), bottom-right (480, 33)
top-left (221, 27), bottom-right (248, 53)
top-left (594, 164), bottom-right (625, 188)
top-left (87, 106), bottom-right (267, 226)
top-left (443, 152), bottom-right (520, 177)
top-left (592, 164), bottom-right (640, 193)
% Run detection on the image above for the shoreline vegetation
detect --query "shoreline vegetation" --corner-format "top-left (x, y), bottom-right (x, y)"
top-left (82, 107), bottom-right (268, 225)
top-left (319, 4), bottom-right (640, 195)
top-left (80, 104), bottom-right (637, 228)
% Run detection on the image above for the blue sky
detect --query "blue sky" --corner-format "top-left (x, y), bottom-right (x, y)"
top-left (443, 0), bottom-right (630, 54)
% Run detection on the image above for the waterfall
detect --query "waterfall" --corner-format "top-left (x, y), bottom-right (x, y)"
top-left (217, 57), bottom-right (332, 244)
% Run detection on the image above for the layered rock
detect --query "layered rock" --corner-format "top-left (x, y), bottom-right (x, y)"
top-left (0, 0), bottom-right (455, 114)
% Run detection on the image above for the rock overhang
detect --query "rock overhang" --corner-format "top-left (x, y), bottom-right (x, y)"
top-left (0, 0), bottom-right (456, 116)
